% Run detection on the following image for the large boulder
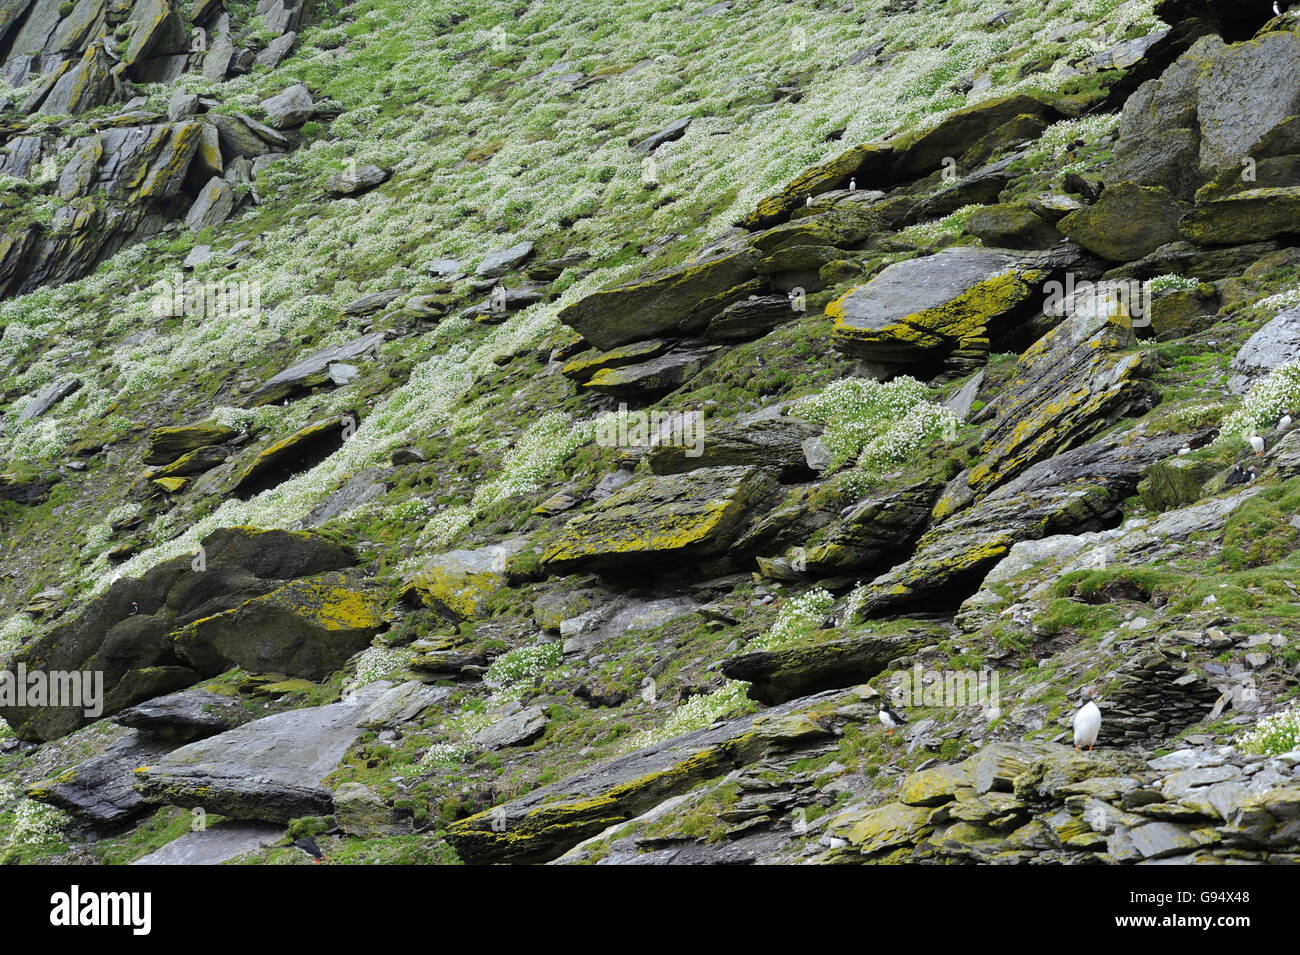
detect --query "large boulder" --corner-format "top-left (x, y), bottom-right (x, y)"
top-left (539, 465), bottom-right (778, 574)
top-left (134, 682), bottom-right (388, 823)
top-left (1228, 304), bottom-right (1300, 392)
top-left (1109, 31), bottom-right (1300, 198)
top-left (0, 527), bottom-right (356, 741)
top-left (557, 248), bottom-right (759, 350)
top-left (1181, 187), bottom-right (1300, 245)
top-left (828, 248), bottom-right (1049, 366)
top-left (247, 331), bottom-right (384, 405)
top-left (890, 93), bottom-right (1062, 181)
top-left (170, 571), bottom-right (385, 680)
top-left (721, 630), bottom-right (929, 705)
top-left (1057, 183), bottom-right (1187, 262)
top-left (402, 538), bottom-right (531, 620)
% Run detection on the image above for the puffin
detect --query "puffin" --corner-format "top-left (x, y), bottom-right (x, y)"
top-left (1073, 687), bottom-right (1101, 752)
top-left (805, 195), bottom-right (812, 207)
top-left (1176, 443), bottom-right (1191, 457)
top-left (878, 700), bottom-right (908, 735)
top-left (849, 177), bottom-right (857, 191)
top-left (1279, 410), bottom-right (1293, 430)
top-left (1249, 432), bottom-right (1265, 456)
top-left (292, 836), bottom-right (327, 864)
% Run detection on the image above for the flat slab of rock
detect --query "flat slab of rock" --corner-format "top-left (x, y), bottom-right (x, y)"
top-left (248, 331), bottom-right (384, 405)
top-left (540, 465), bottom-right (778, 573)
top-left (828, 248), bottom-right (1046, 364)
top-left (402, 538), bottom-right (530, 619)
top-left (471, 705), bottom-right (548, 750)
top-left (145, 421), bottom-right (241, 466)
top-left (722, 631), bottom-right (929, 705)
top-left (358, 680), bottom-right (450, 730)
top-left (445, 687), bottom-right (869, 864)
top-left (16, 376), bottom-right (80, 425)
top-left (325, 163), bottom-right (390, 196)
top-left (341, 290), bottom-right (401, 316)
top-left (632, 117), bottom-right (691, 153)
top-left (29, 728), bottom-right (172, 826)
top-left (477, 240), bottom-right (534, 278)
top-left (114, 687), bottom-right (251, 743)
top-left (581, 347), bottom-right (717, 398)
top-left (132, 822), bottom-right (282, 864)
top-left (559, 247), bottom-right (759, 350)
top-left (134, 682), bottom-right (389, 823)
top-left (645, 416), bottom-right (823, 478)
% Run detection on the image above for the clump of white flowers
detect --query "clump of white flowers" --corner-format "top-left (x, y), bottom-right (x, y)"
top-left (485, 643), bottom-right (563, 686)
top-left (630, 680), bottom-right (755, 750)
top-left (352, 645), bottom-right (410, 686)
top-left (3, 799), bottom-right (69, 853)
top-left (1218, 360), bottom-right (1300, 443)
top-left (897, 204), bottom-right (985, 246)
top-left (747, 588), bottom-right (834, 653)
top-left (0, 614), bottom-right (36, 659)
top-left (1147, 274), bottom-right (1201, 294)
top-left (792, 376), bottom-right (959, 471)
top-left (1236, 703), bottom-right (1300, 756)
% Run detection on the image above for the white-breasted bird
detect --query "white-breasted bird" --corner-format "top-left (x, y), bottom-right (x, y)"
top-left (1275, 2), bottom-right (1282, 17)
top-left (1073, 687), bottom-right (1101, 752)
top-left (878, 700), bottom-right (908, 735)
top-left (1177, 443), bottom-right (1191, 457)
top-left (805, 195), bottom-right (812, 207)
top-left (1279, 410), bottom-right (1293, 430)
top-left (1249, 432), bottom-right (1265, 456)
top-left (849, 177), bottom-right (856, 191)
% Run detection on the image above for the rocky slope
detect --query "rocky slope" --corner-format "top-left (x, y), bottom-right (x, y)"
top-left (1, 0), bottom-right (1300, 865)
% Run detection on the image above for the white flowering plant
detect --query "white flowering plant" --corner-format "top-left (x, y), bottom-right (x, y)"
top-left (1218, 360), bottom-right (1300, 443)
top-left (1236, 703), bottom-right (1300, 756)
top-left (792, 376), bottom-right (960, 472)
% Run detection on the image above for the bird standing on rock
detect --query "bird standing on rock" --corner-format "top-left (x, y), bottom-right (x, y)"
top-left (1249, 432), bottom-right (1265, 456)
top-left (878, 701), bottom-right (907, 735)
top-left (1177, 443), bottom-right (1191, 457)
top-left (1279, 410), bottom-right (1293, 430)
top-left (1073, 688), bottom-right (1101, 751)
